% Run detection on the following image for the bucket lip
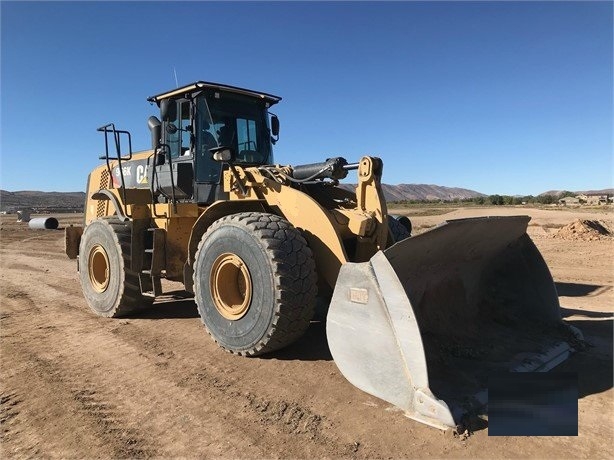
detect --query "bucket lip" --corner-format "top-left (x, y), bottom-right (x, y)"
top-left (384, 214), bottom-right (533, 264)
top-left (438, 215), bottom-right (531, 226)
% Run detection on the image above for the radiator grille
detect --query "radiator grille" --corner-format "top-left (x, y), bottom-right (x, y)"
top-left (96, 169), bottom-right (111, 217)
top-left (100, 169), bottom-right (110, 189)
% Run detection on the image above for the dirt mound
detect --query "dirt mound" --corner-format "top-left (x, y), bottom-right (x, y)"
top-left (554, 219), bottom-right (613, 241)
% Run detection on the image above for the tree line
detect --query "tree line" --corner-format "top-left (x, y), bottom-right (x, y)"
top-left (392, 191), bottom-right (577, 206)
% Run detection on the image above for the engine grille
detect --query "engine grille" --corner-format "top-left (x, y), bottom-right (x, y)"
top-left (96, 169), bottom-right (110, 217)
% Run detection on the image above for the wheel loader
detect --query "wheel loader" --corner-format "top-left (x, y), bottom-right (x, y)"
top-left (66, 81), bottom-right (582, 430)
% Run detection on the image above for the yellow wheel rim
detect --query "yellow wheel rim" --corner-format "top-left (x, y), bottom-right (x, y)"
top-left (210, 253), bottom-right (252, 320)
top-left (88, 245), bottom-right (110, 293)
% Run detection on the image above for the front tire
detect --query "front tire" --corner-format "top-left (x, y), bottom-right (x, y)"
top-left (78, 218), bottom-right (152, 317)
top-left (193, 212), bottom-right (317, 356)
top-left (388, 215), bottom-right (411, 243)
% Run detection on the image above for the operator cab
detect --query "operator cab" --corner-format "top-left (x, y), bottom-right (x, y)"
top-left (147, 81), bottom-right (281, 204)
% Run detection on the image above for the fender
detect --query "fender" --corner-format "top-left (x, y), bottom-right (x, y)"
top-left (250, 177), bottom-right (350, 290)
top-left (183, 199), bottom-right (269, 293)
top-left (91, 189), bottom-right (129, 222)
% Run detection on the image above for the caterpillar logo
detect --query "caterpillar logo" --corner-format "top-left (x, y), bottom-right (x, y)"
top-left (112, 163), bottom-right (148, 186)
top-left (136, 165), bottom-right (149, 184)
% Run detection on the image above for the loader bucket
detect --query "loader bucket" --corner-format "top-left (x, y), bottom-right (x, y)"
top-left (327, 216), bottom-right (582, 430)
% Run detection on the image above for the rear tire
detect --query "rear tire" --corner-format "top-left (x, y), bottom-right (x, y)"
top-left (193, 212), bottom-right (317, 356)
top-left (78, 218), bottom-right (153, 317)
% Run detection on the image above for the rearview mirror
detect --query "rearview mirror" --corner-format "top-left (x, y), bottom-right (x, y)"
top-left (160, 98), bottom-right (176, 122)
top-left (271, 115), bottom-right (280, 136)
top-left (148, 116), bottom-right (161, 149)
top-left (210, 146), bottom-right (235, 162)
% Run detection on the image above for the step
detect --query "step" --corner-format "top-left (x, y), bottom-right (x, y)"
top-left (139, 273), bottom-right (162, 297)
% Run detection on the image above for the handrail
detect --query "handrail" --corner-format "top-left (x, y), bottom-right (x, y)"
top-left (148, 148), bottom-right (169, 218)
top-left (97, 123), bottom-right (133, 219)
top-left (164, 144), bottom-right (178, 214)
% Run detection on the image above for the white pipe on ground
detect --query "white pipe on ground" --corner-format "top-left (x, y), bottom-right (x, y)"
top-left (28, 217), bottom-right (59, 230)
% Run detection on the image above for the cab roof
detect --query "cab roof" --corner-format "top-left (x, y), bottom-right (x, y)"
top-left (147, 81), bottom-right (282, 106)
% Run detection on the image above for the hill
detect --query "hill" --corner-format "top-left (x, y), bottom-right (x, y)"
top-left (539, 188), bottom-right (613, 197)
top-left (17, 183), bottom-right (610, 212)
top-left (0, 190), bottom-right (85, 212)
top-left (339, 183), bottom-right (484, 202)
top-left (0, 185), bottom-right (485, 211)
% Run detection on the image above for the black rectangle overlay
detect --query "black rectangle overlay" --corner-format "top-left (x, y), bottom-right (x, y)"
top-left (488, 373), bottom-right (578, 436)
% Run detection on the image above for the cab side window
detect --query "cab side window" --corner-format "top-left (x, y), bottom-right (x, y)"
top-left (179, 101), bottom-right (191, 156)
top-left (195, 98), bottom-right (222, 183)
top-left (164, 100), bottom-right (192, 158)
top-left (164, 101), bottom-right (180, 158)
top-left (237, 118), bottom-right (258, 154)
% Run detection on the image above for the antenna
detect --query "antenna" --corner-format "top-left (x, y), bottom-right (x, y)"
top-left (173, 67), bottom-right (179, 88)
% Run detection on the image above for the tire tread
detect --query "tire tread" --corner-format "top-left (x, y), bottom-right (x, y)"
top-left (194, 212), bottom-right (317, 356)
top-left (80, 218), bottom-right (152, 317)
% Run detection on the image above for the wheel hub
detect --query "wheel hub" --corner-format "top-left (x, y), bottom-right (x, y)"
top-left (88, 244), bottom-right (110, 293)
top-left (210, 253), bottom-right (253, 320)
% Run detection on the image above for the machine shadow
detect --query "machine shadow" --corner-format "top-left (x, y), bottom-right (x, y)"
top-left (555, 282), bottom-right (611, 297)
top-left (129, 290), bottom-right (200, 319)
top-left (560, 307), bottom-right (613, 319)
top-left (558, 316), bottom-right (613, 399)
top-left (463, 314), bottom-right (613, 435)
top-left (265, 320), bottom-right (333, 362)
top-left (125, 292), bottom-right (612, 432)
top-left (126, 293), bottom-right (333, 361)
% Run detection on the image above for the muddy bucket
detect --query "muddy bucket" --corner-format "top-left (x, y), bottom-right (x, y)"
top-left (327, 216), bottom-right (582, 429)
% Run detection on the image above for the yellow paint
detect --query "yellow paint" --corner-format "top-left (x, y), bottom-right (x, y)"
top-left (84, 154), bottom-right (389, 291)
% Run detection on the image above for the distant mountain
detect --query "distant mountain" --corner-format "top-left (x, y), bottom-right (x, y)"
top-left (0, 185), bottom-right (485, 211)
top-left (539, 188), bottom-right (614, 197)
top-left (4, 186), bottom-right (610, 212)
top-left (576, 188), bottom-right (614, 196)
top-left (339, 183), bottom-right (485, 202)
top-left (0, 190), bottom-right (85, 212)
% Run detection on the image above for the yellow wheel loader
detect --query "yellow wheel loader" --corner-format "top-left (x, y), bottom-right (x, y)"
top-left (66, 81), bottom-right (582, 430)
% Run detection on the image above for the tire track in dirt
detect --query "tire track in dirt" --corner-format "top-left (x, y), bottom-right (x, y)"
top-left (1, 273), bottom-right (159, 457)
top-left (176, 371), bottom-right (328, 441)
top-left (0, 251), bottom-right (76, 277)
top-left (69, 387), bottom-right (151, 458)
top-left (1, 392), bottom-right (22, 441)
top-left (9, 272), bottom-right (367, 458)
top-left (1, 230), bottom-right (355, 454)
top-left (103, 313), bottom-right (383, 457)
top-left (2, 215), bottom-right (612, 458)
top-left (61, 323), bottom-right (357, 458)
top-left (1, 342), bottom-right (156, 458)
top-left (3, 273), bottom-right (281, 457)
top-left (0, 390), bottom-right (46, 459)
top-left (62, 331), bottom-right (264, 457)
top-left (1, 282), bottom-right (40, 315)
top-left (0, 278), bottom-right (83, 327)
top-left (1, 264), bottom-right (85, 318)
top-left (1, 233), bottom-right (68, 261)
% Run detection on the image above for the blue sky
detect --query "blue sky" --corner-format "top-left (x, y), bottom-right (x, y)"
top-left (1, 1), bottom-right (612, 195)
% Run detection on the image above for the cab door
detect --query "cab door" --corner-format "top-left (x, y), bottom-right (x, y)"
top-left (156, 99), bottom-right (194, 200)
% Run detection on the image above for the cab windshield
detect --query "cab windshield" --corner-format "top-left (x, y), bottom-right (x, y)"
top-left (196, 92), bottom-right (273, 166)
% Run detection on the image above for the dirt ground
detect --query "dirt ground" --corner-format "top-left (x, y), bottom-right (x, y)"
top-left (1, 207), bottom-right (612, 459)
